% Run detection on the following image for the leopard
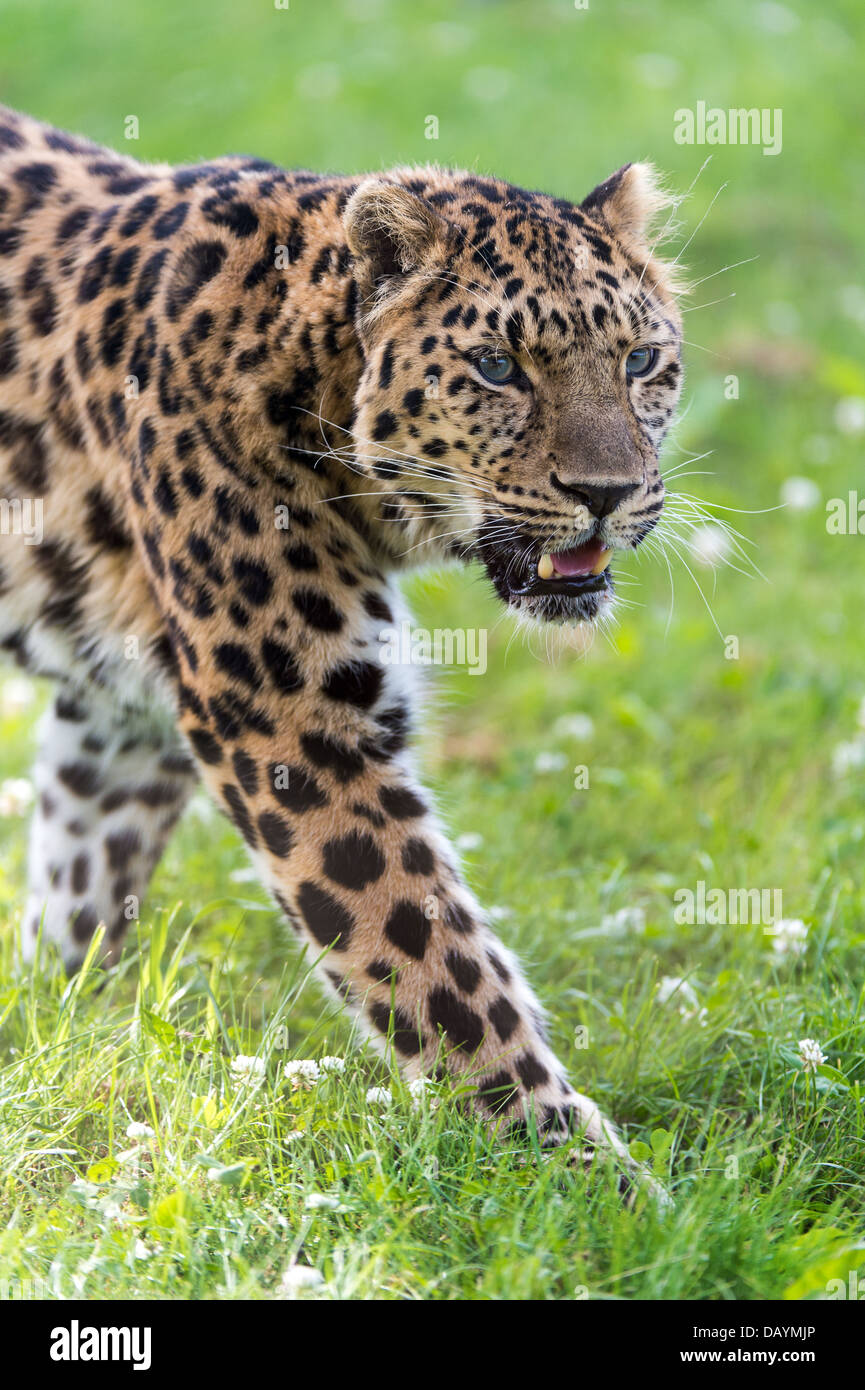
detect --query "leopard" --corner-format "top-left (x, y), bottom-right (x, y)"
top-left (0, 104), bottom-right (684, 1184)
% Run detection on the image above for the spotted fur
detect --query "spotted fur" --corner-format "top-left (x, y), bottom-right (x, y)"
top-left (0, 106), bottom-right (684, 1176)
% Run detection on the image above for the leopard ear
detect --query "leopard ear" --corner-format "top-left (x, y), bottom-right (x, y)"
top-left (580, 162), bottom-right (672, 244)
top-left (344, 178), bottom-right (449, 291)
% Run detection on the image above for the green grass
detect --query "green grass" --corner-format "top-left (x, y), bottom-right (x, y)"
top-left (1, 0), bottom-right (865, 1300)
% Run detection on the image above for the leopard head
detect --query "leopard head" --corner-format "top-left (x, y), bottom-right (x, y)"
top-left (344, 162), bottom-right (684, 625)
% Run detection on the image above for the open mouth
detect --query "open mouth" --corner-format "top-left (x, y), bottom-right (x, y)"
top-left (476, 523), bottom-right (617, 624)
top-left (508, 537), bottom-right (613, 598)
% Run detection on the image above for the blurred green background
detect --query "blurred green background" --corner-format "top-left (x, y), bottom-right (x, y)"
top-left (0, 0), bottom-right (864, 1300)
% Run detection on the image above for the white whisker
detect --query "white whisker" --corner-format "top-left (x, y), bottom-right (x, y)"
top-left (670, 181), bottom-right (728, 268)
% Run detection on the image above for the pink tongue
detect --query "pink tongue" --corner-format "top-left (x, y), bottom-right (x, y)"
top-left (550, 537), bottom-right (605, 577)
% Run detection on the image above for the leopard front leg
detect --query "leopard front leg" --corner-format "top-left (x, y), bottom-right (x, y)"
top-left (177, 641), bottom-right (630, 1171)
top-left (131, 458), bottom-right (636, 1182)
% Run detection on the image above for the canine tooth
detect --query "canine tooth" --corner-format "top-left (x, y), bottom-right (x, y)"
top-left (591, 547), bottom-right (613, 576)
top-left (537, 553), bottom-right (555, 580)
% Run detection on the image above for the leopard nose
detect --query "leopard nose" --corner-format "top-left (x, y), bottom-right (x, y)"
top-left (549, 473), bottom-right (640, 518)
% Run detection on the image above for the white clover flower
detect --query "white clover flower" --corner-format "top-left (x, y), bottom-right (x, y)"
top-left (407, 1077), bottom-right (440, 1111)
top-left (125, 1121), bottom-right (155, 1140)
top-left (187, 790), bottom-right (218, 821)
top-left (133, 1239), bottom-right (153, 1260)
top-left (769, 918), bottom-right (808, 958)
top-left (455, 831), bottom-right (483, 852)
top-left (601, 906), bottom-right (646, 935)
top-left (278, 1264), bottom-right (325, 1298)
top-left (780, 476), bottom-right (820, 511)
top-left (756, 2), bottom-right (799, 34)
top-left (688, 524), bottom-right (731, 568)
top-left (797, 1038), bottom-right (826, 1073)
top-left (656, 976), bottom-right (708, 1026)
top-left (488, 905), bottom-right (512, 923)
top-left (834, 396), bottom-right (865, 436)
top-left (553, 713), bottom-right (595, 741)
top-left (831, 738), bottom-right (865, 778)
top-left (231, 1054), bottom-right (265, 1080)
top-left (0, 676), bottom-right (36, 716)
top-left (304, 1192), bottom-right (338, 1210)
top-left (533, 751), bottom-right (568, 774)
top-left (365, 1086), bottom-right (393, 1107)
top-left (284, 1059), bottom-right (321, 1090)
top-left (318, 1056), bottom-right (346, 1074)
top-left (0, 777), bottom-right (33, 817)
top-left (656, 976), bottom-right (699, 1010)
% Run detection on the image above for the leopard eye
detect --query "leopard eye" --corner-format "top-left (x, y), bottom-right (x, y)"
top-left (625, 346), bottom-right (658, 379)
top-left (476, 349), bottom-right (517, 384)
